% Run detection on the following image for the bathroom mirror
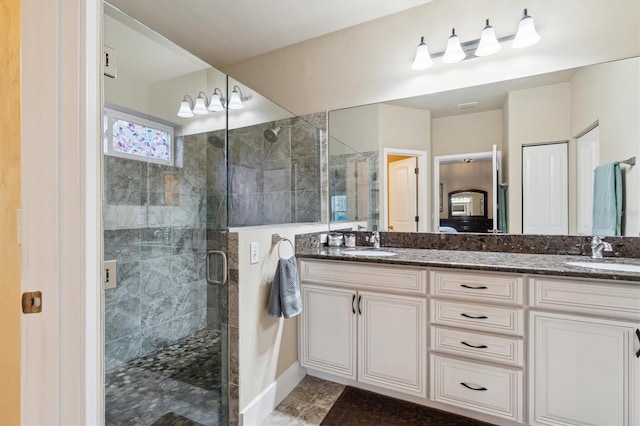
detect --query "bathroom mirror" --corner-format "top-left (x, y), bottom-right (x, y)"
top-left (329, 56), bottom-right (640, 237)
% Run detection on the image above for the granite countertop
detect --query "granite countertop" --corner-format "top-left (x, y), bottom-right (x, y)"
top-left (296, 246), bottom-right (640, 282)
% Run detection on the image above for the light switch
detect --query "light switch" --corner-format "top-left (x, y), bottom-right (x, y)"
top-left (250, 241), bottom-right (259, 264)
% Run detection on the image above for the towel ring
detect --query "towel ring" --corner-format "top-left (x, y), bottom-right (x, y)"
top-left (278, 238), bottom-right (294, 259)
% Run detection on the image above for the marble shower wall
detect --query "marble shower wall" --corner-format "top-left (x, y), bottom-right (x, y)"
top-left (103, 131), bottom-right (225, 371)
top-left (228, 116), bottom-right (322, 227)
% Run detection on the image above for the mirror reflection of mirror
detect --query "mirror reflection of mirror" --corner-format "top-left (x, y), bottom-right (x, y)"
top-left (449, 190), bottom-right (487, 218)
top-left (328, 56), bottom-right (640, 237)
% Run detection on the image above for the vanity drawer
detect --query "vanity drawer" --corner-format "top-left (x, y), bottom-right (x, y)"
top-left (430, 355), bottom-right (523, 422)
top-left (430, 326), bottom-right (524, 367)
top-left (430, 299), bottom-right (524, 336)
top-left (299, 259), bottom-right (427, 295)
top-left (430, 269), bottom-right (523, 305)
top-left (529, 276), bottom-right (640, 319)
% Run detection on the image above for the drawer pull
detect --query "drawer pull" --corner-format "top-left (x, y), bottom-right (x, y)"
top-left (636, 329), bottom-right (640, 358)
top-left (460, 284), bottom-right (488, 290)
top-left (352, 294), bottom-right (356, 314)
top-left (461, 341), bottom-right (488, 349)
top-left (460, 382), bottom-right (488, 391)
top-left (461, 313), bottom-right (488, 319)
top-left (358, 295), bottom-right (362, 315)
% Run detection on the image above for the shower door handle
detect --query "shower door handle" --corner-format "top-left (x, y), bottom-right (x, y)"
top-left (206, 250), bottom-right (228, 286)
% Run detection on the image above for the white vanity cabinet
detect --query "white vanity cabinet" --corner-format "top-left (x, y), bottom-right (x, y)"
top-left (529, 277), bottom-right (640, 426)
top-left (429, 269), bottom-right (525, 423)
top-left (298, 260), bottom-right (428, 398)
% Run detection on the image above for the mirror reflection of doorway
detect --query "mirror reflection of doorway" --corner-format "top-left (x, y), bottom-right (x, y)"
top-left (383, 149), bottom-right (428, 232)
top-left (433, 147), bottom-right (500, 233)
top-left (388, 156), bottom-right (418, 232)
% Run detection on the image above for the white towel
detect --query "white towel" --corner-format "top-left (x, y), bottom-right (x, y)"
top-left (267, 256), bottom-right (302, 318)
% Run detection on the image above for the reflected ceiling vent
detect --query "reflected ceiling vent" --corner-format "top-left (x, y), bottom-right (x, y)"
top-left (457, 101), bottom-right (478, 110)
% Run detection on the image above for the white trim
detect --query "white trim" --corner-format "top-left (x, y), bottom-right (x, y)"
top-left (239, 363), bottom-right (307, 426)
top-left (432, 151), bottom-right (493, 232)
top-left (21, 1), bottom-right (101, 423)
top-left (84, 1), bottom-right (103, 424)
top-left (382, 148), bottom-right (428, 232)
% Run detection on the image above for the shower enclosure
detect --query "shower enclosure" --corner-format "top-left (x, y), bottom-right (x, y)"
top-left (102, 5), bottom-right (322, 425)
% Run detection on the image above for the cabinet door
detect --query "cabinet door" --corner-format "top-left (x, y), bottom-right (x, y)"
top-left (530, 312), bottom-right (640, 426)
top-left (358, 291), bottom-right (427, 397)
top-left (299, 285), bottom-right (357, 380)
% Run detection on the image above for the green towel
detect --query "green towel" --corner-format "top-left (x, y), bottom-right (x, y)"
top-left (592, 162), bottom-right (622, 236)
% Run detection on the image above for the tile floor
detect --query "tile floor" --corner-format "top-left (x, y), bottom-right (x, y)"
top-left (260, 376), bottom-right (345, 426)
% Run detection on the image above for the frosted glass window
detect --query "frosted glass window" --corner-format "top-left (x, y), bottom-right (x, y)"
top-left (104, 107), bottom-right (174, 165)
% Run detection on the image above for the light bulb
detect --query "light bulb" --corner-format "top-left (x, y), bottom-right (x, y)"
top-left (512, 9), bottom-right (541, 48)
top-left (442, 28), bottom-right (466, 64)
top-left (411, 36), bottom-right (433, 70)
top-left (475, 19), bottom-right (501, 57)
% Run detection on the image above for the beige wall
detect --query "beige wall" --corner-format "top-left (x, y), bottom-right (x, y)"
top-left (222, 0), bottom-right (640, 116)
top-left (0, 0), bottom-right (21, 423)
top-left (570, 58), bottom-right (640, 236)
top-left (432, 109), bottom-right (502, 157)
top-left (233, 224), bottom-right (327, 411)
top-left (329, 103), bottom-right (379, 154)
top-left (379, 104), bottom-right (430, 153)
top-left (507, 82), bottom-right (572, 233)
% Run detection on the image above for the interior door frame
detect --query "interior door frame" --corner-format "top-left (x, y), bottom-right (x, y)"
top-left (21, 2), bottom-right (102, 424)
top-left (433, 150), bottom-right (494, 232)
top-left (382, 148), bottom-right (428, 232)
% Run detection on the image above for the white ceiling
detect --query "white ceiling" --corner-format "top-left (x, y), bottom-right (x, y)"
top-left (105, 0), bottom-right (433, 68)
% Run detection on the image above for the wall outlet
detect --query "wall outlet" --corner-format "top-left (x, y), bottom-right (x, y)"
top-left (104, 260), bottom-right (117, 290)
top-left (250, 241), bottom-right (259, 264)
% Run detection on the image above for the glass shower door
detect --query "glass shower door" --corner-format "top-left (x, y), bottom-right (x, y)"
top-left (102, 4), bottom-right (229, 425)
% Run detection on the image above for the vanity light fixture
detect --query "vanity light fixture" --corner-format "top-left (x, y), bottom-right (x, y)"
top-left (176, 87), bottom-right (228, 118)
top-left (442, 29), bottom-right (466, 64)
top-left (411, 8), bottom-right (540, 69)
top-left (512, 9), bottom-right (541, 48)
top-left (228, 85), bottom-right (246, 110)
top-left (411, 36), bottom-right (434, 70)
top-left (193, 91), bottom-right (210, 115)
top-left (177, 95), bottom-right (195, 118)
top-left (475, 19), bottom-right (501, 57)
top-left (208, 88), bottom-right (226, 112)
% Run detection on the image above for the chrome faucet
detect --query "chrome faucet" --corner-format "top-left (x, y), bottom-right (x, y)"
top-left (371, 231), bottom-right (380, 249)
top-left (591, 236), bottom-right (612, 259)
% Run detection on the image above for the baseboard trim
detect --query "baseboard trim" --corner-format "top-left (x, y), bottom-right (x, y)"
top-left (240, 362), bottom-right (306, 426)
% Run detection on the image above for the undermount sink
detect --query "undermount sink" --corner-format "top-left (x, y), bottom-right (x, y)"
top-left (565, 261), bottom-right (640, 273)
top-left (343, 250), bottom-right (397, 257)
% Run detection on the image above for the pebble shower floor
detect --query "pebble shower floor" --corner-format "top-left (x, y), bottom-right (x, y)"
top-left (105, 329), bottom-right (223, 425)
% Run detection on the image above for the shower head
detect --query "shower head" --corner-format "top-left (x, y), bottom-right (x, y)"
top-left (263, 125), bottom-right (283, 143)
top-left (207, 135), bottom-right (225, 149)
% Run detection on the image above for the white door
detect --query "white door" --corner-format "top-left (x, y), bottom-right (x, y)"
top-left (388, 157), bottom-right (418, 232)
top-left (299, 285), bottom-right (357, 380)
top-left (577, 127), bottom-right (600, 235)
top-left (358, 291), bottom-right (427, 397)
top-left (522, 143), bottom-right (568, 234)
top-left (492, 145), bottom-right (501, 232)
top-left (530, 312), bottom-right (640, 426)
